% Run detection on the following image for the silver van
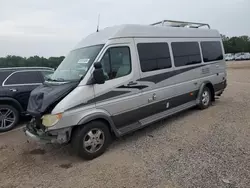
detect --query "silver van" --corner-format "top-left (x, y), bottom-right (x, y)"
top-left (25, 20), bottom-right (227, 159)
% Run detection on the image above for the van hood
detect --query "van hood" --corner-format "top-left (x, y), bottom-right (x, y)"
top-left (27, 82), bottom-right (78, 116)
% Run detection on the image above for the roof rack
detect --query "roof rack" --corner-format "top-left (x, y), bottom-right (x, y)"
top-left (0, 67), bottom-right (54, 71)
top-left (151, 20), bottom-right (210, 29)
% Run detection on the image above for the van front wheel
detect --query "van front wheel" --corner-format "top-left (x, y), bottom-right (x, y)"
top-left (71, 121), bottom-right (112, 160)
top-left (198, 86), bottom-right (212, 109)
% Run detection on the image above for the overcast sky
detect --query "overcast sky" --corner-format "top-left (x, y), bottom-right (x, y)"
top-left (0, 0), bottom-right (249, 57)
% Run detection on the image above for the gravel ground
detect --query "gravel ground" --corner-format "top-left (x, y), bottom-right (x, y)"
top-left (1, 61), bottom-right (250, 188)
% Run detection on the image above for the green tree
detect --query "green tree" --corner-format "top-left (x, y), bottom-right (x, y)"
top-left (0, 56), bottom-right (64, 68)
top-left (222, 35), bottom-right (250, 53)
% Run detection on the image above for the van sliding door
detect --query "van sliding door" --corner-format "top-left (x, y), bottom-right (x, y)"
top-left (133, 38), bottom-right (176, 124)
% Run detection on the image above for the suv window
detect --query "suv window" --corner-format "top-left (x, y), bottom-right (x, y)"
top-left (100, 47), bottom-right (131, 80)
top-left (0, 71), bottom-right (12, 85)
top-left (172, 42), bottom-right (201, 67)
top-left (4, 71), bottom-right (43, 85)
top-left (137, 43), bottom-right (172, 72)
top-left (201, 41), bottom-right (223, 62)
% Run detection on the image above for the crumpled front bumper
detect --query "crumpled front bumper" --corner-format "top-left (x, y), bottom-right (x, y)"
top-left (24, 128), bottom-right (55, 143)
top-left (24, 119), bottom-right (71, 144)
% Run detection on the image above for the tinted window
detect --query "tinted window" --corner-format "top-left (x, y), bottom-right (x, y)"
top-left (137, 43), bottom-right (172, 72)
top-left (0, 71), bottom-right (12, 85)
top-left (172, 42), bottom-right (201, 67)
top-left (5, 71), bottom-right (43, 85)
top-left (201, 41), bottom-right (223, 62)
top-left (100, 47), bottom-right (131, 80)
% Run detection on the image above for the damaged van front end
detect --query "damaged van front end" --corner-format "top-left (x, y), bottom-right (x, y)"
top-left (24, 118), bottom-right (72, 144)
top-left (24, 44), bottom-right (104, 145)
top-left (24, 81), bottom-right (78, 144)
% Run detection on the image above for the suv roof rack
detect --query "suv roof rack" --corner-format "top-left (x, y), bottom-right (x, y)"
top-left (151, 20), bottom-right (210, 29)
top-left (0, 67), bottom-right (54, 71)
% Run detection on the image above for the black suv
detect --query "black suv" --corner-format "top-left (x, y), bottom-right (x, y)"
top-left (0, 67), bottom-right (54, 132)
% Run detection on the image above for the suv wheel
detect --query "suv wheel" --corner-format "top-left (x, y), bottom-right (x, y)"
top-left (0, 105), bottom-right (19, 132)
top-left (198, 87), bottom-right (212, 109)
top-left (71, 121), bottom-right (112, 160)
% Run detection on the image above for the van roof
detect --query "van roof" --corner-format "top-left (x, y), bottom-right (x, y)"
top-left (74, 24), bottom-right (221, 50)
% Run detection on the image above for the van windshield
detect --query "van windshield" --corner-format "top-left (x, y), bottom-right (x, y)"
top-left (50, 44), bottom-right (104, 82)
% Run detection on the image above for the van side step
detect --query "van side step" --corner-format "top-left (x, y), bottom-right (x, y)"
top-left (117, 122), bottom-right (143, 136)
top-left (117, 101), bottom-right (197, 136)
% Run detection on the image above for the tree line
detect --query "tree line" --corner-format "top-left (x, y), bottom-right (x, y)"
top-left (221, 35), bottom-right (250, 54)
top-left (0, 35), bottom-right (250, 69)
top-left (0, 55), bottom-right (65, 69)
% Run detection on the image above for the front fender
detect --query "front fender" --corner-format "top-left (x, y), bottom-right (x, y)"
top-left (48, 108), bottom-right (119, 137)
top-left (77, 110), bottom-right (119, 137)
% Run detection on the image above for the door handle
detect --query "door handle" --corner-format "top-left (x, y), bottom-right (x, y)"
top-left (127, 81), bottom-right (137, 86)
top-left (148, 98), bottom-right (153, 103)
top-left (152, 93), bottom-right (156, 100)
top-left (148, 93), bottom-right (157, 103)
top-left (9, 88), bottom-right (17, 92)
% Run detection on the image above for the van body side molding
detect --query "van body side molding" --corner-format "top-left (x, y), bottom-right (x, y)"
top-left (138, 65), bottom-right (205, 83)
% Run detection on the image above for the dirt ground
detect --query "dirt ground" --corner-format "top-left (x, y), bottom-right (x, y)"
top-left (1, 61), bottom-right (250, 188)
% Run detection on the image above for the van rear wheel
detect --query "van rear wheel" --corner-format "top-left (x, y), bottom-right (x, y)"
top-left (198, 86), bottom-right (212, 109)
top-left (71, 121), bottom-right (112, 160)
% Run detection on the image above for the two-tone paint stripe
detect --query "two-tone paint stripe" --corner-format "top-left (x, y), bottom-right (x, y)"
top-left (67, 64), bottom-right (224, 111)
top-left (111, 90), bottom-right (199, 128)
top-left (137, 65), bottom-right (205, 83)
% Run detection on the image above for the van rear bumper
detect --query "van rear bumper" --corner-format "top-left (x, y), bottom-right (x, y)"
top-left (214, 80), bottom-right (227, 96)
top-left (215, 89), bottom-right (224, 96)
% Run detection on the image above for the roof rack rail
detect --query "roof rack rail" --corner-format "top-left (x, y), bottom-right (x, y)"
top-left (151, 20), bottom-right (210, 29)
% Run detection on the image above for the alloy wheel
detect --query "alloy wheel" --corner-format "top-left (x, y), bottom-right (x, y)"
top-left (0, 108), bottom-right (16, 130)
top-left (202, 90), bottom-right (210, 106)
top-left (83, 128), bottom-right (105, 153)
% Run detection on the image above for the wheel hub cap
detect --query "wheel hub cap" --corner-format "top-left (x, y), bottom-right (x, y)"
top-left (202, 91), bottom-right (210, 105)
top-left (83, 128), bottom-right (105, 153)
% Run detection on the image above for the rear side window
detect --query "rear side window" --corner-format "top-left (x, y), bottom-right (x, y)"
top-left (0, 71), bottom-right (12, 85)
top-left (172, 42), bottom-right (201, 67)
top-left (4, 71), bottom-right (43, 85)
top-left (137, 43), bottom-right (172, 72)
top-left (201, 41), bottom-right (223, 62)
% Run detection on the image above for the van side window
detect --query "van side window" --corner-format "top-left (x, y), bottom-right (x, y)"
top-left (201, 41), bottom-right (223, 62)
top-left (100, 47), bottom-right (131, 80)
top-left (137, 43), bottom-right (172, 72)
top-left (171, 42), bottom-right (201, 67)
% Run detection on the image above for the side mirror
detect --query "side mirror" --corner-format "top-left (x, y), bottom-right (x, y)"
top-left (93, 62), bottom-right (105, 84)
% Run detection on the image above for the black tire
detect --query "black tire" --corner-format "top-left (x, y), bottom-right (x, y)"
top-left (0, 104), bottom-right (19, 132)
top-left (71, 121), bottom-right (112, 160)
top-left (198, 86), bottom-right (212, 110)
